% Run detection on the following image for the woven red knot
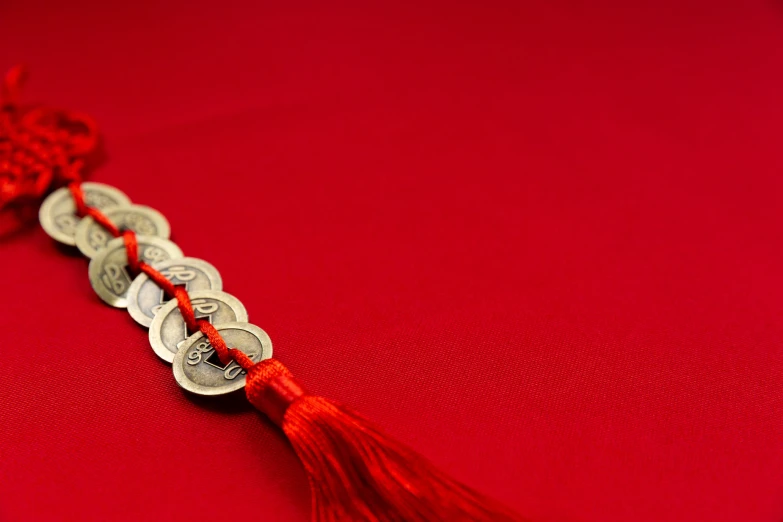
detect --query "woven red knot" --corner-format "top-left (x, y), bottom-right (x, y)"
top-left (0, 65), bottom-right (100, 212)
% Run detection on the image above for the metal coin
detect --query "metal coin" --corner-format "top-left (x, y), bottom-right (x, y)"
top-left (88, 236), bottom-right (184, 308)
top-left (172, 322), bottom-right (272, 396)
top-left (149, 290), bottom-right (248, 363)
top-left (74, 204), bottom-right (171, 258)
top-left (39, 182), bottom-right (131, 246)
top-left (126, 257), bottom-right (222, 327)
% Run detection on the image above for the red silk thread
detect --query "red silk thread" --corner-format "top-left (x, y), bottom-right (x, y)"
top-left (68, 184), bottom-right (255, 371)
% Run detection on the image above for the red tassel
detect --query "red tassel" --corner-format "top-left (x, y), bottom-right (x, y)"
top-left (246, 359), bottom-right (524, 522)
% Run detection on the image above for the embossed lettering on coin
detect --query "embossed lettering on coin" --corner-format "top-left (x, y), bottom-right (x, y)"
top-left (88, 235), bottom-right (184, 308)
top-left (126, 257), bottom-right (222, 327)
top-left (148, 290), bottom-right (248, 363)
top-left (75, 204), bottom-right (171, 258)
top-left (173, 322), bottom-right (272, 396)
top-left (185, 340), bottom-right (257, 380)
top-left (39, 182), bottom-right (130, 246)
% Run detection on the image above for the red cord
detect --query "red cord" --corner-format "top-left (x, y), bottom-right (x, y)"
top-left (1, 65), bottom-right (257, 375)
top-left (68, 182), bottom-right (253, 369)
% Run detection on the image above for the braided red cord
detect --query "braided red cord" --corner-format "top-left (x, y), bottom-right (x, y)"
top-left (1, 64), bottom-right (258, 374)
top-left (69, 183), bottom-right (254, 370)
top-left (68, 182), bottom-right (120, 236)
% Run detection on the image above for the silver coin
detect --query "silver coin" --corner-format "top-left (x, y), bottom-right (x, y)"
top-left (126, 257), bottom-right (222, 327)
top-left (39, 182), bottom-right (131, 246)
top-left (88, 236), bottom-right (184, 308)
top-left (173, 322), bottom-right (272, 396)
top-left (74, 204), bottom-right (171, 258)
top-left (149, 290), bottom-right (248, 363)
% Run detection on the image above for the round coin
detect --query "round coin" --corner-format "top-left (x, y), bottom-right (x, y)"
top-left (75, 204), bottom-right (171, 258)
top-left (149, 290), bottom-right (248, 363)
top-left (39, 182), bottom-right (131, 246)
top-left (126, 257), bottom-right (222, 327)
top-left (88, 236), bottom-right (184, 308)
top-left (173, 322), bottom-right (272, 396)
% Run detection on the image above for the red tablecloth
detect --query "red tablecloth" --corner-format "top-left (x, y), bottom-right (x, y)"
top-left (2, 2), bottom-right (782, 521)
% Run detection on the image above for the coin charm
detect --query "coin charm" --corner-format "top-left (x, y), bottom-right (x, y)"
top-left (149, 290), bottom-right (248, 363)
top-left (74, 204), bottom-right (171, 258)
top-left (173, 322), bottom-right (272, 396)
top-left (39, 182), bottom-right (131, 246)
top-left (88, 236), bottom-right (184, 308)
top-left (126, 257), bottom-right (222, 327)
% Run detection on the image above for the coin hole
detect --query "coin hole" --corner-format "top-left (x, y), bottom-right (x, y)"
top-left (184, 287), bottom-right (214, 335)
top-left (205, 350), bottom-right (231, 370)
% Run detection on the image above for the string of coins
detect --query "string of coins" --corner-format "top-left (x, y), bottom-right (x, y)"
top-left (23, 64), bottom-right (523, 520)
top-left (40, 180), bottom-right (265, 392)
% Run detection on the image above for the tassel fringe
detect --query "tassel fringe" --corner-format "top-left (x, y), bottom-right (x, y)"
top-left (247, 359), bottom-right (524, 522)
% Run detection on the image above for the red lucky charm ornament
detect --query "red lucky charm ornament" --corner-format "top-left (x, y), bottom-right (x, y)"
top-left (1, 66), bottom-right (523, 522)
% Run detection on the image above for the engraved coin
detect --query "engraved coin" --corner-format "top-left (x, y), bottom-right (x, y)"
top-left (173, 322), bottom-right (272, 396)
top-left (149, 290), bottom-right (248, 363)
top-left (74, 204), bottom-right (171, 258)
top-left (39, 182), bottom-right (131, 246)
top-left (88, 236), bottom-right (184, 308)
top-left (126, 257), bottom-right (222, 327)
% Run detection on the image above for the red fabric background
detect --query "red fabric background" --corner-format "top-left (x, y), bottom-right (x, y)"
top-left (2, 2), bottom-right (783, 521)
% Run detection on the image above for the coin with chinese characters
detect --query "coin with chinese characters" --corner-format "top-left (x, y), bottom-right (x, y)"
top-left (173, 322), bottom-right (272, 396)
top-left (149, 290), bottom-right (248, 363)
top-left (39, 182), bottom-right (130, 246)
top-left (88, 236), bottom-right (184, 308)
top-left (75, 204), bottom-right (171, 258)
top-left (126, 257), bottom-right (222, 327)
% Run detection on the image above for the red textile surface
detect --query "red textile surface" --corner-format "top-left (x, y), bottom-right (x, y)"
top-left (1, 1), bottom-right (783, 521)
